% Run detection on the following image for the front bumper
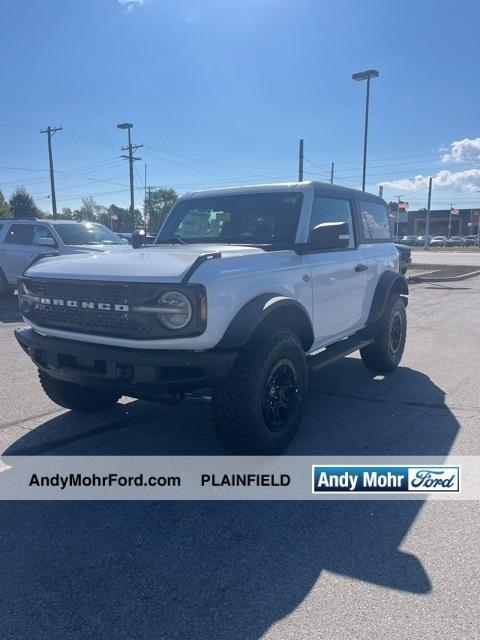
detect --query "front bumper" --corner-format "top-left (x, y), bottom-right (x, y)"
top-left (15, 327), bottom-right (237, 398)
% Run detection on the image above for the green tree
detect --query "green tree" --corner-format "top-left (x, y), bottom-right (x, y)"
top-left (60, 207), bottom-right (75, 220)
top-left (76, 197), bottom-right (98, 222)
top-left (146, 187), bottom-right (178, 234)
top-left (107, 204), bottom-right (143, 233)
top-left (0, 191), bottom-right (11, 218)
top-left (9, 186), bottom-right (41, 219)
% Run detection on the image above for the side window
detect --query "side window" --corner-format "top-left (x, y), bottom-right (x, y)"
top-left (4, 224), bottom-right (35, 244)
top-left (310, 197), bottom-right (355, 248)
top-left (33, 225), bottom-right (55, 244)
top-left (359, 200), bottom-right (391, 241)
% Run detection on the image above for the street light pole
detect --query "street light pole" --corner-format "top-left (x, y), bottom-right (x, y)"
top-left (117, 122), bottom-right (143, 231)
top-left (352, 69), bottom-right (379, 192)
top-left (424, 177), bottom-right (432, 249)
top-left (395, 194), bottom-right (404, 239)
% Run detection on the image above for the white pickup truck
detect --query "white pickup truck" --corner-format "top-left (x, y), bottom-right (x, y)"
top-left (15, 181), bottom-right (408, 453)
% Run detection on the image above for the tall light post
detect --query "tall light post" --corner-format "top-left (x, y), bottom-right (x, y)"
top-left (117, 122), bottom-right (142, 231)
top-left (395, 194), bottom-right (404, 239)
top-left (352, 69), bottom-right (379, 192)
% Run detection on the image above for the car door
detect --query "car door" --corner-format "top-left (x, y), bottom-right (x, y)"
top-left (356, 198), bottom-right (398, 321)
top-left (2, 223), bottom-right (55, 284)
top-left (305, 195), bottom-right (370, 346)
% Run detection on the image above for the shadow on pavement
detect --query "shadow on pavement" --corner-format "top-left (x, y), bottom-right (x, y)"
top-left (0, 294), bottom-right (22, 324)
top-left (0, 358), bottom-right (459, 639)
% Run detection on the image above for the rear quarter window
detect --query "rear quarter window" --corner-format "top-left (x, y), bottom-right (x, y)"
top-left (358, 200), bottom-right (392, 242)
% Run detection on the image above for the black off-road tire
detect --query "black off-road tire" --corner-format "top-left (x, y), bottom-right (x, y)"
top-left (211, 327), bottom-right (308, 454)
top-left (360, 295), bottom-right (407, 373)
top-left (38, 370), bottom-right (121, 412)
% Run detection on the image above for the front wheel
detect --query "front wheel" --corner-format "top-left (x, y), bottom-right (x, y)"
top-left (360, 296), bottom-right (407, 373)
top-left (212, 327), bottom-right (308, 454)
top-left (38, 370), bottom-right (121, 412)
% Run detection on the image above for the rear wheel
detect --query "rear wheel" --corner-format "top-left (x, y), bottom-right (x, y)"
top-left (38, 370), bottom-right (121, 412)
top-left (212, 327), bottom-right (308, 454)
top-left (360, 295), bottom-right (407, 373)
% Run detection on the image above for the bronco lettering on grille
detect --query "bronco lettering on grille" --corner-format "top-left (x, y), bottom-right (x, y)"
top-left (38, 298), bottom-right (129, 312)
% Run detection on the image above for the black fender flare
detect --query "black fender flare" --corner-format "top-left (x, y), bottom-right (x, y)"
top-left (217, 293), bottom-right (314, 350)
top-left (366, 270), bottom-right (408, 326)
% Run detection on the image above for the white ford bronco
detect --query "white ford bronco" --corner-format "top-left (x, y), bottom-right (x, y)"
top-left (15, 181), bottom-right (408, 453)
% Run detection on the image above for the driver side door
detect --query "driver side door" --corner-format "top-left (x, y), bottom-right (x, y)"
top-left (306, 195), bottom-right (370, 346)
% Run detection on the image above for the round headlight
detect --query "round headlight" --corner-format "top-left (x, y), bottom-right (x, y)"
top-left (156, 291), bottom-right (192, 330)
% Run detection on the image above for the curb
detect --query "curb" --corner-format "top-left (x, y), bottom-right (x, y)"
top-left (409, 269), bottom-right (480, 283)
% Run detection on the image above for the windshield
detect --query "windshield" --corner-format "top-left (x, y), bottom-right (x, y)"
top-left (156, 192), bottom-right (303, 245)
top-left (53, 223), bottom-right (124, 245)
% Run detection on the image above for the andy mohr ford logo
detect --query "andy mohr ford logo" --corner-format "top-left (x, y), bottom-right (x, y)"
top-left (312, 465), bottom-right (460, 493)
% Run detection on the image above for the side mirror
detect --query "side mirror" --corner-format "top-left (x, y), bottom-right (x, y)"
top-left (309, 221), bottom-right (351, 250)
top-left (131, 230), bottom-right (145, 249)
top-left (37, 237), bottom-right (56, 248)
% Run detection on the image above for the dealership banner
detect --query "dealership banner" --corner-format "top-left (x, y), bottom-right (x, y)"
top-left (0, 456), bottom-right (478, 500)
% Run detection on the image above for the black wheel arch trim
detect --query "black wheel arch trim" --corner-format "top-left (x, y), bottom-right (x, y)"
top-left (217, 293), bottom-right (314, 350)
top-left (366, 270), bottom-right (408, 326)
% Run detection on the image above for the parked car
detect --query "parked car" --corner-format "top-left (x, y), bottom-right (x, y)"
top-left (463, 235), bottom-right (479, 247)
top-left (445, 236), bottom-right (464, 247)
top-left (399, 235), bottom-right (417, 246)
top-left (415, 235), bottom-right (431, 246)
top-left (15, 181), bottom-right (408, 454)
top-left (117, 230), bottom-right (156, 246)
top-left (429, 235), bottom-right (447, 247)
top-left (0, 218), bottom-right (131, 297)
top-left (394, 243), bottom-right (411, 275)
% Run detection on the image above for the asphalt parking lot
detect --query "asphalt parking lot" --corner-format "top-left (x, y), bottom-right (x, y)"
top-left (0, 278), bottom-right (479, 639)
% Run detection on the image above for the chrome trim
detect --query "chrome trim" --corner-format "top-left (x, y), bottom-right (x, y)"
top-left (132, 306), bottom-right (184, 315)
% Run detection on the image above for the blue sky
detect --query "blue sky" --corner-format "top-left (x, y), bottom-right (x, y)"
top-left (1, 0), bottom-right (480, 213)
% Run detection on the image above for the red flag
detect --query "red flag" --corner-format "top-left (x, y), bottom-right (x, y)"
top-left (111, 213), bottom-right (118, 220)
top-left (398, 202), bottom-right (409, 210)
top-left (451, 207), bottom-right (460, 216)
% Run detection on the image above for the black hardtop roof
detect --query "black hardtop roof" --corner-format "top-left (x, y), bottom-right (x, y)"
top-left (309, 180), bottom-right (386, 204)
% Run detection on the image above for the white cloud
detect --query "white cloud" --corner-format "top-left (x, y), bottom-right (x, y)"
top-left (118, 0), bottom-right (144, 11)
top-left (382, 169), bottom-right (480, 193)
top-left (441, 137), bottom-right (480, 163)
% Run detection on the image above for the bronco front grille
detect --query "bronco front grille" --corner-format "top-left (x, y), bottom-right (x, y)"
top-left (18, 278), bottom-right (205, 340)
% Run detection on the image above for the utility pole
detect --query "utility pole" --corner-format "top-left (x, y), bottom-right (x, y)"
top-left (395, 194), bottom-right (404, 239)
top-left (144, 163), bottom-right (148, 234)
top-left (117, 122), bottom-right (143, 231)
top-left (147, 186), bottom-right (152, 234)
top-left (378, 185), bottom-right (384, 198)
top-left (330, 161), bottom-right (335, 184)
top-left (298, 139), bottom-right (304, 182)
top-left (40, 125), bottom-right (62, 217)
top-left (424, 177), bottom-right (432, 249)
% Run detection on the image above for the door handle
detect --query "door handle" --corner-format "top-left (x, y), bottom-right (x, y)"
top-left (355, 263), bottom-right (368, 272)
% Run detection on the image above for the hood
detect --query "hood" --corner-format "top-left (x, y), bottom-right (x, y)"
top-left (67, 243), bottom-right (131, 253)
top-left (24, 243), bottom-right (265, 282)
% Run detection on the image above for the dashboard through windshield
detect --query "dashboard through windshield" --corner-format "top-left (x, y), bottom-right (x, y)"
top-left (156, 192), bottom-right (303, 245)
